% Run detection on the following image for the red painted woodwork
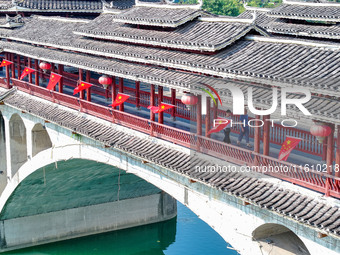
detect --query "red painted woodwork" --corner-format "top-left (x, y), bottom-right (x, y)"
top-left (205, 97), bottom-right (211, 138)
top-left (158, 86), bottom-right (163, 124)
top-left (9, 78), bottom-right (340, 199)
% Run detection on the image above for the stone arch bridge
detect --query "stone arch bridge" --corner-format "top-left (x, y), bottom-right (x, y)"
top-left (0, 88), bottom-right (339, 255)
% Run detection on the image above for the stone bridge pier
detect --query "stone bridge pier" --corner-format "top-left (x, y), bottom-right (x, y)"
top-left (0, 94), bottom-right (340, 255)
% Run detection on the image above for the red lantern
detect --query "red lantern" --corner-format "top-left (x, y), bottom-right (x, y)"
top-left (39, 62), bottom-right (51, 73)
top-left (181, 93), bottom-right (198, 109)
top-left (310, 123), bottom-right (332, 143)
top-left (98, 75), bottom-right (112, 89)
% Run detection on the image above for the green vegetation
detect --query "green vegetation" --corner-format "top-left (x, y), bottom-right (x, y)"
top-left (247, 0), bottom-right (282, 8)
top-left (203, 0), bottom-right (245, 16)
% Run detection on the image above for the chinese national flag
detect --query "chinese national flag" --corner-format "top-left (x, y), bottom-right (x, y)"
top-left (20, 67), bottom-right (35, 80)
top-left (46, 72), bottom-right (62, 90)
top-left (278, 137), bottom-right (301, 161)
top-left (73, 81), bottom-right (92, 95)
top-left (147, 103), bottom-right (174, 114)
top-left (0, 59), bottom-right (13, 67)
top-left (208, 117), bottom-right (231, 135)
top-left (109, 93), bottom-right (130, 107)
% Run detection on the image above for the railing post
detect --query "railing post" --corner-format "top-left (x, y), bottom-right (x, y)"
top-left (158, 85), bottom-right (163, 124)
top-left (150, 84), bottom-right (155, 122)
top-left (196, 94), bottom-right (202, 151)
top-left (171, 88), bottom-right (176, 120)
top-left (119, 77), bottom-right (124, 112)
top-left (86, 70), bottom-right (91, 102)
top-left (326, 123), bottom-right (335, 196)
top-left (205, 97), bottom-right (211, 138)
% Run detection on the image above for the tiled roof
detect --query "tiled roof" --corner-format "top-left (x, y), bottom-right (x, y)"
top-left (2, 90), bottom-right (340, 238)
top-left (74, 14), bottom-right (253, 52)
top-left (111, 6), bottom-right (201, 27)
top-left (7, 16), bottom-right (340, 96)
top-left (268, 2), bottom-right (340, 22)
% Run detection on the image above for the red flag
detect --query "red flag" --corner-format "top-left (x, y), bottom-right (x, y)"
top-left (46, 72), bottom-right (62, 90)
top-left (0, 59), bottom-right (13, 67)
top-left (73, 81), bottom-right (92, 95)
top-left (20, 67), bottom-right (35, 80)
top-left (278, 137), bottom-right (301, 161)
top-left (147, 103), bottom-right (174, 113)
top-left (158, 103), bottom-right (174, 113)
top-left (109, 93), bottom-right (130, 107)
top-left (208, 117), bottom-right (231, 135)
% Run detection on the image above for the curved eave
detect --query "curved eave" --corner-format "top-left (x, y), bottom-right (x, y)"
top-left (267, 14), bottom-right (340, 23)
top-left (264, 27), bottom-right (340, 40)
top-left (111, 13), bottom-right (201, 28)
top-left (73, 26), bottom-right (252, 52)
top-left (6, 35), bottom-right (340, 98)
top-left (0, 6), bottom-right (102, 13)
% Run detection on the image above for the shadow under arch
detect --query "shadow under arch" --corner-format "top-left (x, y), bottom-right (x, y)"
top-left (0, 111), bottom-right (6, 194)
top-left (0, 158), bottom-right (176, 252)
top-left (31, 123), bottom-right (52, 157)
top-left (252, 223), bottom-right (310, 255)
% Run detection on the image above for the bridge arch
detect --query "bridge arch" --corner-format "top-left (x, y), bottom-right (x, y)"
top-left (0, 111), bottom-right (7, 194)
top-left (31, 123), bottom-right (52, 157)
top-left (9, 113), bottom-right (27, 177)
top-left (252, 223), bottom-right (310, 255)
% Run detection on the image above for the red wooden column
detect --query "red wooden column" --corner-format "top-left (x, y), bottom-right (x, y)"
top-left (58, 64), bottom-right (63, 93)
top-left (79, 68), bottom-right (84, 99)
top-left (336, 125), bottom-right (340, 178)
top-left (27, 58), bottom-right (32, 83)
top-left (171, 88), bottom-right (176, 120)
top-left (263, 115), bottom-right (270, 156)
top-left (150, 84), bottom-right (155, 121)
top-left (5, 53), bottom-right (10, 88)
top-left (86, 70), bottom-right (91, 102)
top-left (10, 53), bottom-right (15, 79)
top-left (205, 97), bottom-right (211, 138)
top-left (326, 124), bottom-right (335, 196)
top-left (158, 86), bottom-right (163, 124)
top-left (213, 99), bottom-right (218, 120)
top-left (119, 77), bottom-right (124, 111)
top-left (16, 54), bottom-right (21, 79)
top-left (254, 115), bottom-right (261, 153)
top-left (136, 81), bottom-right (140, 109)
top-left (34, 59), bottom-right (39, 86)
top-left (111, 77), bottom-right (116, 105)
top-left (196, 95), bottom-right (202, 136)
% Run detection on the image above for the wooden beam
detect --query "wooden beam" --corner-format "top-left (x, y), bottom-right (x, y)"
top-left (10, 53), bottom-right (15, 79)
top-left (5, 53), bottom-right (10, 89)
top-left (16, 54), bottom-right (21, 79)
top-left (196, 94), bottom-right (202, 136)
top-left (254, 115), bottom-right (261, 153)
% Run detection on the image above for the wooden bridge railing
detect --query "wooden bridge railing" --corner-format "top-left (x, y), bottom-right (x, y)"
top-left (5, 79), bottom-right (340, 199)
